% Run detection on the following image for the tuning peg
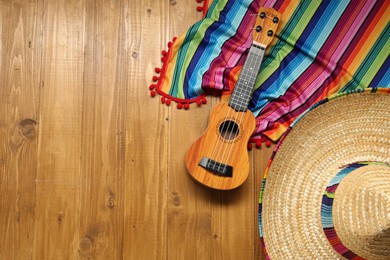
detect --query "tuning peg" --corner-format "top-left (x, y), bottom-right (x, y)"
top-left (256, 26), bottom-right (262, 32)
top-left (267, 30), bottom-right (273, 36)
top-left (273, 17), bottom-right (279, 23)
top-left (260, 12), bottom-right (266, 18)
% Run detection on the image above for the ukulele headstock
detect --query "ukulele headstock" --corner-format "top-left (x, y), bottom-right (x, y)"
top-left (252, 7), bottom-right (281, 47)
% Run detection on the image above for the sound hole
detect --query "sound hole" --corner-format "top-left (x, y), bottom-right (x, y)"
top-left (219, 120), bottom-right (239, 140)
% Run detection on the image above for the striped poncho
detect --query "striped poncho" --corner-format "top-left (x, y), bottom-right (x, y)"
top-left (149, 0), bottom-right (390, 145)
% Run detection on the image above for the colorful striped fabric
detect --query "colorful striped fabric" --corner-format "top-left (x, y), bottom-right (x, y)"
top-left (150, 0), bottom-right (390, 143)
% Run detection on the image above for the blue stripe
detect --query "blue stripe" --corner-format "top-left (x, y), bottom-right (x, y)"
top-left (371, 56), bottom-right (390, 87)
top-left (322, 195), bottom-right (334, 206)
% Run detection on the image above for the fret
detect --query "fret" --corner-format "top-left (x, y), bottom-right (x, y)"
top-left (229, 44), bottom-right (265, 111)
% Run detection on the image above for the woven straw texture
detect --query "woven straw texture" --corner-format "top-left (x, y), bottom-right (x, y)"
top-left (333, 164), bottom-right (390, 259)
top-left (260, 91), bottom-right (390, 259)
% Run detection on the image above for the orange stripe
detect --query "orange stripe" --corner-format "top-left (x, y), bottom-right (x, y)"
top-left (278, 0), bottom-right (291, 14)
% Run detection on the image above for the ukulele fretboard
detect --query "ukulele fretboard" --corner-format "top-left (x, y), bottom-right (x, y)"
top-left (229, 44), bottom-right (265, 112)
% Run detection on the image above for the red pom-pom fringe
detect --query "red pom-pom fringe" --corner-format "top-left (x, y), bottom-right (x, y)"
top-left (175, 102), bottom-right (191, 109)
top-left (248, 136), bottom-right (275, 150)
top-left (195, 97), bottom-right (207, 106)
top-left (149, 35), bottom-right (209, 110)
top-left (150, 38), bottom-right (175, 101)
top-left (195, 0), bottom-right (209, 17)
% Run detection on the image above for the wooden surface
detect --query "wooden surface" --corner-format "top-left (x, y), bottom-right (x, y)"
top-left (0, 0), bottom-right (274, 259)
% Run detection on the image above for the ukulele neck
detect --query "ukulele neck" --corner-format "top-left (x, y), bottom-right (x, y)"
top-left (229, 43), bottom-right (265, 112)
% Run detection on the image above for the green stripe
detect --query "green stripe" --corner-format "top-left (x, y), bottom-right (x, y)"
top-left (358, 24), bottom-right (390, 87)
top-left (342, 22), bottom-right (390, 91)
top-left (324, 191), bottom-right (335, 199)
top-left (278, 0), bottom-right (320, 47)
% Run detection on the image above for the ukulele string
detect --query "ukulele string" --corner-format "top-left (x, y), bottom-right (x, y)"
top-left (210, 49), bottom-right (256, 172)
top-left (219, 47), bottom-right (258, 172)
top-left (209, 13), bottom-right (262, 173)
top-left (206, 84), bottom-right (236, 170)
top-left (208, 65), bottom-right (249, 172)
top-left (207, 98), bottom-right (236, 172)
top-left (219, 13), bottom-right (269, 173)
top-left (208, 12), bottom-right (271, 174)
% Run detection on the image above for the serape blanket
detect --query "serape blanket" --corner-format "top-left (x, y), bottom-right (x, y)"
top-left (149, 0), bottom-right (390, 146)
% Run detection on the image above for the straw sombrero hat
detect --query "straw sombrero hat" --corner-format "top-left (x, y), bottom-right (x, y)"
top-left (259, 89), bottom-right (390, 259)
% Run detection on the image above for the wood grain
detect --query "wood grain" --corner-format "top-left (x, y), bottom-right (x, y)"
top-left (79, 0), bottom-right (125, 258)
top-left (124, 0), bottom-right (169, 258)
top-left (0, 0), bottom-right (41, 258)
top-left (33, 0), bottom-right (85, 258)
top-left (0, 0), bottom-right (274, 259)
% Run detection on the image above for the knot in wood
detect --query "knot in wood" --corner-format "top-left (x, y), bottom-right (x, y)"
top-left (107, 195), bottom-right (115, 209)
top-left (78, 237), bottom-right (93, 252)
top-left (19, 119), bottom-right (37, 140)
top-left (57, 211), bottom-right (64, 223)
top-left (171, 192), bottom-right (181, 207)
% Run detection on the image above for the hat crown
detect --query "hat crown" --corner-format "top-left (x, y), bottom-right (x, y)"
top-left (333, 164), bottom-right (390, 259)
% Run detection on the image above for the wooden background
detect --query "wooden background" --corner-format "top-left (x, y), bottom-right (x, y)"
top-left (0, 0), bottom-right (274, 259)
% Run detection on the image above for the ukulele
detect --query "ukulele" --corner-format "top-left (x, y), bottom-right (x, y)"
top-left (185, 7), bottom-right (281, 190)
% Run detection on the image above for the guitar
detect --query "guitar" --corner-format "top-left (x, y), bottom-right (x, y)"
top-left (185, 7), bottom-right (281, 190)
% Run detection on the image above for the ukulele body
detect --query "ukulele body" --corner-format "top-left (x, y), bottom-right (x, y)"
top-left (185, 102), bottom-right (256, 190)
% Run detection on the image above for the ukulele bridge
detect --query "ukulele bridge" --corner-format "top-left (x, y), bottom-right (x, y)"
top-left (198, 157), bottom-right (233, 177)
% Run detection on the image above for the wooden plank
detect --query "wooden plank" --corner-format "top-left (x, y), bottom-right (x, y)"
top-left (210, 175), bottom-right (257, 259)
top-left (168, 104), bottom-right (214, 259)
top-left (164, 1), bottom-right (216, 259)
top-left (78, 0), bottom-right (126, 259)
top-left (32, 0), bottom-right (84, 258)
top-left (123, 0), bottom-right (173, 258)
top-left (0, 0), bottom-right (42, 258)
